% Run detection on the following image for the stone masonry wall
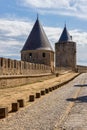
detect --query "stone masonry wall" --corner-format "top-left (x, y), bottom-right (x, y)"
top-left (0, 74), bottom-right (53, 89)
top-left (77, 65), bottom-right (87, 73)
top-left (55, 42), bottom-right (76, 70)
top-left (0, 57), bottom-right (51, 75)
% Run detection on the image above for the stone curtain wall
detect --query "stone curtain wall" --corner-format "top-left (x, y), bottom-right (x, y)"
top-left (0, 74), bottom-right (53, 89)
top-left (0, 57), bottom-right (51, 75)
top-left (77, 65), bottom-right (87, 73)
top-left (55, 67), bottom-right (72, 72)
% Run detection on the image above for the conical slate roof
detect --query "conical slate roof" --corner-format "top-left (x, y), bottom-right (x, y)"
top-left (21, 18), bottom-right (53, 52)
top-left (58, 25), bottom-right (72, 43)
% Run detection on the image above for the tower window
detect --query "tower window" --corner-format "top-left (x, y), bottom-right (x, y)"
top-left (42, 53), bottom-right (46, 57)
top-left (29, 53), bottom-right (32, 57)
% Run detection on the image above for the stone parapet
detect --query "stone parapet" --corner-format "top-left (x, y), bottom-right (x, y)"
top-left (0, 57), bottom-right (51, 75)
top-left (77, 65), bottom-right (87, 73)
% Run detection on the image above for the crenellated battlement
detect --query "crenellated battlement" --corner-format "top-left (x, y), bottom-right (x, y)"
top-left (0, 57), bottom-right (51, 75)
top-left (77, 65), bottom-right (87, 73)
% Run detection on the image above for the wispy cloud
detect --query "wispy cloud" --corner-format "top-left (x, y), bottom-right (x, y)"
top-left (0, 18), bottom-right (87, 64)
top-left (20, 0), bottom-right (87, 19)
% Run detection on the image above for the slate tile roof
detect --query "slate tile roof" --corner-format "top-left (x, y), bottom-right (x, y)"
top-left (58, 25), bottom-right (72, 43)
top-left (21, 17), bottom-right (53, 52)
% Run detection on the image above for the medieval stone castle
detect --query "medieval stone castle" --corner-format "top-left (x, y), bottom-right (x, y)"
top-left (21, 17), bottom-right (76, 72)
top-left (0, 17), bottom-right (86, 76)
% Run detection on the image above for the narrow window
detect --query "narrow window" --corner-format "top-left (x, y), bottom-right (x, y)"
top-left (29, 53), bottom-right (32, 57)
top-left (8, 59), bottom-right (10, 68)
top-left (1, 58), bottom-right (3, 67)
top-left (42, 53), bottom-right (46, 57)
top-left (14, 60), bottom-right (16, 68)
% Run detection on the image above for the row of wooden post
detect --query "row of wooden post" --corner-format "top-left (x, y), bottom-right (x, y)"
top-left (0, 85), bottom-right (60, 119)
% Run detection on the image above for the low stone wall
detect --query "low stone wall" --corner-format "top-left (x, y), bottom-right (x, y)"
top-left (77, 65), bottom-right (87, 73)
top-left (0, 74), bottom-right (53, 89)
top-left (0, 57), bottom-right (51, 75)
top-left (55, 67), bottom-right (72, 73)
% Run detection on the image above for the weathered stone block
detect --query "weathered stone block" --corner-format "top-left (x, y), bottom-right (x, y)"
top-left (17, 99), bottom-right (24, 107)
top-left (0, 107), bottom-right (8, 119)
top-left (12, 103), bottom-right (19, 112)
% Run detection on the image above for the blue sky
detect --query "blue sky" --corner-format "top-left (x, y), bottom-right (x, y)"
top-left (0, 0), bottom-right (87, 65)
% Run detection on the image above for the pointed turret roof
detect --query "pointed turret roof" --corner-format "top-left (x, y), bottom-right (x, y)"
top-left (21, 17), bottom-right (53, 52)
top-left (58, 25), bottom-right (72, 43)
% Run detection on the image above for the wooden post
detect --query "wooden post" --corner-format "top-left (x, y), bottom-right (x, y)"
top-left (17, 99), bottom-right (24, 107)
top-left (49, 87), bottom-right (52, 92)
top-left (36, 93), bottom-right (41, 98)
top-left (12, 103), bottom-right (19, 112)
top-left (0, 107), bottom-right (8, 119)
top-left (45, 88), bottom-right (49, 93)
top-left (29, 95), bottom-right (35, 102)
top-left (41, 90), bottom-right (45, 95)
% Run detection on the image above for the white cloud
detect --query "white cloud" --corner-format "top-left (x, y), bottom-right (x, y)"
top-left (0, 18), bottom-right (87, 65)
top-left (70, 30), bottom-right (87, 45)
top-left (0, 18), bottom-right (33, 59)
top-left (21, 0), bottom-right (87, 19)
top-left (77, 44), bottom-right (87, 65)
top-left (0, 19), bottom-right (33, 37)
top-left (22, 0), bottom-right (69, 8)
top-left (69, 29), bottom-right (87, 65)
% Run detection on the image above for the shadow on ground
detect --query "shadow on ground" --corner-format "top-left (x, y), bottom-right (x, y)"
top-left (66, 96), bottom-right (87, 103)
top-left (74, 84), bottom-right (87, 87)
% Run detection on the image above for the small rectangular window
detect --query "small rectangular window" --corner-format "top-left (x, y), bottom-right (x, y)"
top-left (42, 53), bottom-right (46, 57)
top-left (29, 53), bottom-right (32, 57)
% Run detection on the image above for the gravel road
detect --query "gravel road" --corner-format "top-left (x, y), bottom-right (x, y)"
top-left (0, 73), bottom-right (86, 130)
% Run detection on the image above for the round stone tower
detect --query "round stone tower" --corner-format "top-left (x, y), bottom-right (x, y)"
top-left (55, 25), bottom-right (76, 71)
top-left (21, 17), bottom-right (54, 72)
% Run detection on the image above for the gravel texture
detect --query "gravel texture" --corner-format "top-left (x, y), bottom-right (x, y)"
top-left (0, 74), bottom-right (85, 130)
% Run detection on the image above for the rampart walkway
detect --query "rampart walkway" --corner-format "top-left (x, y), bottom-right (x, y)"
top-left (0, 72), bottom-right (76, 111)
top-left (0, 73), bottom-right (87, 130)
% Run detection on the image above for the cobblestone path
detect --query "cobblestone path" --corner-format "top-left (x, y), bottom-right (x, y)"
top-left (56, 73), bottom-right (87, 130)
top-left (0, 73), bottom-right (87, 130)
